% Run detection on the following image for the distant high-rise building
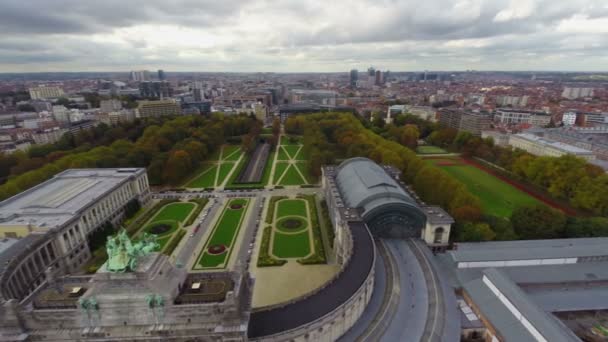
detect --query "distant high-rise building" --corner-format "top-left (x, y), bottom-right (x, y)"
top-left (375, 70), bottom-right (383, 85)
top-left (139, 81), bottom-right (173, 99)
top-left (367, 67), bottom-right (375, 76)
top-left (192, 81), bottom-right (205, 102)
top-left (29, 86), bottom-right (65, 100)
top-left (158, 69), bottom-right (166, 81)
top-left (130, 70), bottom-right (149, 82)
top-left (562, 87), bottom-right (594, 100)
top-left (349, 69), bottom-right (358, 89)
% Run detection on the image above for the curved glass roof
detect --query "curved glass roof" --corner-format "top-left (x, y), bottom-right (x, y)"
top-left (335, 158), bottom-right (421, 220)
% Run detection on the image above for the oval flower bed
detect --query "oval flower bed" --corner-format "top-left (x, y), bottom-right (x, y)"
top-left (207, 244), bottom-right (227, 255)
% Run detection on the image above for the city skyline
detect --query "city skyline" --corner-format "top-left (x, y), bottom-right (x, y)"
top-left (1, 0), bottom-right (607, 73)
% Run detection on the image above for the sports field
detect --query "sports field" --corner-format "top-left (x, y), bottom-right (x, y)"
top-left (425, 157), bottom-right (540, 217)
top-left (140, 202), bottom-right (196, 251)
top-left (186, 145), bottom-right (244, 188)
top-left (195, 198), bottom-right (250, 269)
top-left (416, 145), bottom-right (448, 154)
top-left (272, 136), bottom-right (309, 186)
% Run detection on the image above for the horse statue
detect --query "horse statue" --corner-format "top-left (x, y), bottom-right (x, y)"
top-left (105, 229), bottom-right (159, 272)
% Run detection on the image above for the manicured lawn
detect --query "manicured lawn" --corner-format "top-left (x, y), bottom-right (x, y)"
top-left (427, 158), bottom-right (540, 217)
top-left (197, 199), bottom-right (249, 268)
top-left (283, 145), bottom-right (301, 159)
top-left (187, 165), bottom-right (217, 188)
top-left (273, 162), bottom-right (289, 183)
top-left (218, 162), bottom-right (236, 185)
top-left (272, 231), bottom-right (310, 258)
top-left (278, 164), bottom-right (307, 186)
top-left (222, 145), bottom-right (242, 161)
top-left (276, 199), bottom-right (307, 217)
top-left (152, 202), bottom-right (195, 222)
top-left (295, 162), bottom-right (310, 183)
top-left (139, 202), bottom-right (195, 252)
top-left (416, 145), bottom-right (448, 154)
top-left (277, 146), bottom-right (291, 161)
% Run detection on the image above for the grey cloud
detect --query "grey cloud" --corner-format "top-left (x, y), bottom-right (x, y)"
top-left (0, 0), bottom-right (245, 34)
top-left (0, 0), bottom-right (607, 71)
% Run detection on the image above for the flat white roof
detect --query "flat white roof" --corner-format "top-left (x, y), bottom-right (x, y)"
top-left (515, 133), bottom-right (594, 154)
top-left (0, 168), bottom-right (145, 230)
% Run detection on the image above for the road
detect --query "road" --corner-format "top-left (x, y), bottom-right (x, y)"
top-left (407, 238), bottom-right (445, 342)
top-left (175, 198), bottom-right (223, 268)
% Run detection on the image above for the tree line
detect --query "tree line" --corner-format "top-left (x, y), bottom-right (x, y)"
top-left (0, 114), bottom-right (259, 200)
top-left (0, 120), bottom-right (153, 184)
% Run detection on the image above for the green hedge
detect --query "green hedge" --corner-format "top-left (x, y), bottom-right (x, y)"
top-left (297, 194), bottom-right (327, 265)
top-left (257, 225), bottom-right (287, 267)
top-left (126, 199), bottom-right (178, 236)
top-left (320, 200), bottom-right (335, 249)
top-left (184, 198), bottom-right (209, 226)
top-left (164, 229), bottom-right (186, 255)
top-left (266, 196), bottom-right (287, 224)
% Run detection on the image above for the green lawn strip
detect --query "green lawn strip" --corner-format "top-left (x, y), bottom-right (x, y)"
top-left (297, 194), bottom-right (327, 265)
top-left (294, 162), bottom-right (311, 183)
top-left (291, 146), bottom-right (303, 160)
top-left (276, 199), bottom-right (308, 217)
top-left (150, 202), bottom-right (196, 222)
top-left (217, 162), bottom-right (236, 186)
top-left (225, 157), bottom-right (246, 187)
top-left (257, 225), bottom-right (287, 267)
top-left (186, 164), bottom-right (218, 188)
top-left (125, 199), bottom-right (178, 236)
top-left (222, 145), bottom-right (243, 161)
top-left (197, 198), bottom-right (249, 268)
top-left (416, 145), bottom-right (448, 154)
top-left (266, 196), bottom-right (287, 224)
top-left (277, 146), bottom-right (290, 161)
top-left (283, 145), bottom-right (301, 159)
top-left (278, 164), bottom-right (307, 186)
top-left (273, 162), bottom-right (289, 184)
top-left (427, 158), bottom-right (540, 217)
top-left (272, 231), bottom-right (311, 258)
top-left (199, 252), bottom-right (229, 268)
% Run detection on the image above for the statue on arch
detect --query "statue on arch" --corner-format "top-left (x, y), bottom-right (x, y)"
top-left (105, 229), bottom-right (159, 272)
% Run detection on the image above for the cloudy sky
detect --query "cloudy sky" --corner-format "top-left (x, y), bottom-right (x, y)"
top-left (0, 0), bottom-right (607, 72)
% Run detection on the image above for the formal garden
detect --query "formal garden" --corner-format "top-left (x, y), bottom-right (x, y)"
top-left (194, 198), bottom-right (250, 269)
top-left (272, 136), bottom-right (310, 186)
top-left (257, 195), bottom-right (327, 267)
top-left (185, 145), bottom-right (244, 189)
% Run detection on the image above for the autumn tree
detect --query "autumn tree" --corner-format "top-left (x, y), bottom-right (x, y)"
top-left (511, 204), bottom-right (566, 239)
